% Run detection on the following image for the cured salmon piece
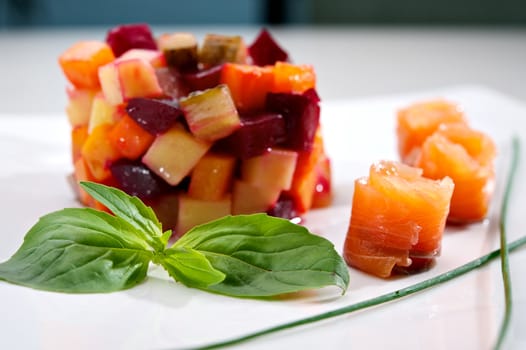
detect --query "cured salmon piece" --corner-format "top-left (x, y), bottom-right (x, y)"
top-left (415, 123), bottom-right (496, 222)
top-left (344, 161), bottom-right (454, 278)
top-left (397, 100), bottom-right (466, 165)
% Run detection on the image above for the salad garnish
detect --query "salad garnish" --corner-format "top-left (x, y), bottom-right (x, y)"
top-left (0, 182), bottom-right (349, 297)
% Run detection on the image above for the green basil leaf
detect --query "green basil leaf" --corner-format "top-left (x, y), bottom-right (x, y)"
top-left (0, 208), bottom-right (153, 293)
top-left (173, 214), bottom-right (350, 297)
top-left (80, 181), bottom-right (166, 251)
top-left (158, 247), bottom-right (225, 288)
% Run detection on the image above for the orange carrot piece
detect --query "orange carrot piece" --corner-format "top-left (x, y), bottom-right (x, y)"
top-left (109, 114), bottom-right (155, 160)
top-left (59, 41), bottom-right (115, 89)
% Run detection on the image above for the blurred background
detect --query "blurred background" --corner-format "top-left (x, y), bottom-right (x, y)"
top-left (1, 0), bottom-right (525, 26)
top-left (0, 0), bottom-right (525, 114)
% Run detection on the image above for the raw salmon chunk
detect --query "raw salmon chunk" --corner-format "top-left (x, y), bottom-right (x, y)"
top-left (397, 100), bottom-right (466, 165)
top-left (415, 123), bottom-right (496, 222)
top-left (344, 161), bottom-right (454, 278)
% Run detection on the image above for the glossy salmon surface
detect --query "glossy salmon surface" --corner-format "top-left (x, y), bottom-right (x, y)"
top-left (344, 161), bottom-right (454, 278)
top-left (397, 100), bottom-right (466, 165)
top-left (416, 123), bottom-right (496, 222)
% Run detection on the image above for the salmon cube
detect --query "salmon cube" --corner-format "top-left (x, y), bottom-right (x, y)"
top-left (397, 100), bottom-right (466, 165)
top-left (416, 123), bottom-right (496, 222)
top-left (344, 161), bottom-right (454, 278)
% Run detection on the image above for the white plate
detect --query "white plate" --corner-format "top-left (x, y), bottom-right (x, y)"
top-left (1, 85), bottom-right (525, 350)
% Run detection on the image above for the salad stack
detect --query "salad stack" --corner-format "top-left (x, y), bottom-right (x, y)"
top-left (59, 24), bottom-right (332, 236)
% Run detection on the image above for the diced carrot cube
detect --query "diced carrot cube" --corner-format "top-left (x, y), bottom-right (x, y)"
top-left (59, 41), bottom-right (115, 89)
top-left (109, 114), bottom-right (155, 160)
top-left (272, 62), bottom-right (316, 94)
top-left (92, 199), bottom-right (112, 214)
top-left (73, 157), bottom-right (96, 207)
top-left (71, 125), bottom-right (89, 163)
top-left (188, 153), bottom-right (237, 200)
top-left (220, 63), bottom-right (274, 113)
top-left (81, 124), bottom-right (121, 181)
top-left (284, 128), bottom-right (324, 213)
top-left (72, 157), bottom-right (113, 213)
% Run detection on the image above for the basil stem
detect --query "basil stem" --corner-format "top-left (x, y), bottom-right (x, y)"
top-left (495, 136), bottom-right (520, 349)
top-left (190, 136), bottom-right (523, 350)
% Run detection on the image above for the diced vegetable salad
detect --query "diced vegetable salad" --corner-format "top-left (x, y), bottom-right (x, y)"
top-left (59, 24), bottom-right (332, 237)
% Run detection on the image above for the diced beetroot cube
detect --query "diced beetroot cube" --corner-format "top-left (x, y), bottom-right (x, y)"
top-left (214, 112), bottom-right (286, 158)
top-left (303, 87), bottom-right (321, 103)
top-left (155, 67), bottom-right (190, 99)
top-left (267, 193), bottom-right (302, 221)
top-left (126, 97), bottom-right (183, 135)
top-left (248, 29), bottom-right (289, 66)
top-left (110, 159), bottom-right (171, 199)
top-left (106, 23), bottom-right (157, 57)
top-left (144, 193), bottom-right (179, 232)
top-left (182, 64), bottom-right (223, 92)
top-left (266, 88), bottom-right (320, 151)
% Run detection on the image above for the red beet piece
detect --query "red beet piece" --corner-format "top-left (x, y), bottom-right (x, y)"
top-left (248, 29), bottom-right (289, 66)
top-left (182, 64), bottom-right (223, 92)
top-left (106, 23), bottom-right (157, 57)
top-left (143, 194), bottom-right (179, 232)
top-left (303, 87), bottom-right (321, 103)
top-left (267, 193), bottom-right (301, 221)
top-left (214, 112), bottom-right (286, 158)
top-left (266, 88), bottom-right (320, 151)
top-left (155, 67), bottom-right (190, 99)
top-left (126, 98), bottom-right (183, 135)
top-left (110, 159), bottom-right (171, 199)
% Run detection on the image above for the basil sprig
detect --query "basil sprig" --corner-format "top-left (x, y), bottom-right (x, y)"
top-left (0, 182), bottom-right (349, 297)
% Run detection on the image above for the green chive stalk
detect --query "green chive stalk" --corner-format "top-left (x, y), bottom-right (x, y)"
top-left (495, 137), bottom-right (520, 349)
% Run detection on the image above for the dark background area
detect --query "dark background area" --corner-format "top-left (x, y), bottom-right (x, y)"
top-left (1, 0), bottom-right (525, 27)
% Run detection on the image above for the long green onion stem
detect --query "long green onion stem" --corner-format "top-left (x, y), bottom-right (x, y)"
top-left (189, 137), bottom-right (523, 350)
top-left (495, 136), bottom-right (520, 349)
